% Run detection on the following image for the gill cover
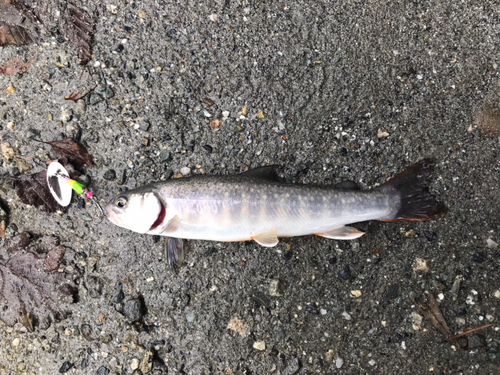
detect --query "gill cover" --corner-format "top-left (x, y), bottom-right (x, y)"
top-left (107, 191), bottom-right (163, 234)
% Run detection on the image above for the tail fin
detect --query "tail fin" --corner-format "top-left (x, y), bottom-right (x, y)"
top-left (377, 159), bottom-right (446, 222)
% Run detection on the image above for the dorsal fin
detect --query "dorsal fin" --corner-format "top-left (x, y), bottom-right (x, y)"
top-left (334, 180), bottom-right (359, 190)
top-left (240, 166), bottom-right (281, 181)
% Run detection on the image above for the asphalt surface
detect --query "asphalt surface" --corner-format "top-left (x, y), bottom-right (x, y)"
top-left (1, 1), bottom-right (500, 374)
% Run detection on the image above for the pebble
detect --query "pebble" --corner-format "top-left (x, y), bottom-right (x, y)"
top-left (202, 144), bottom-right (213, 153)
top-left (64, 328), bottom-right (72, 336)
top-left (7, 121), bottom-right (14, 130)
top-left (336, 357), bottom-right (344, 369)
top-left (5, 85), bottom-right (16, 94)
top-left (209, 13), bottom-right (219, 22)
top-left (350, 290), bottom-right (362, 298)
top-left (412, 258), bottom-right (429, 273)
top-left (26, 128), bottom-right (41, 139)
top-left (60, 108), bottom-right (73, 123)
top-left (112, 289), bottom-right (125, 303)
top-left (340, 264), bottom-right (351, 280)
top-left (241, 106), bottom-right (248, 115)
top-left (123, 298), bottom-right (146, 322)
top-left (185, 311), bottom-right (195, 323)
top-left (211, 118), bottom-right (222, 128)
top-left (75, 99), bottom-right (87, 114)
top-left (17, 362), bottom-right (25, 371)
top-left (253, 341), bottom-right (266, 351)
top-left (377, 129), bottom-right (389, 138)
top-left (118, 169), bottom-right (127, 185)
top-left (494, 290), bottom-right (500, 299)
top-left (81, 324), bottom-right (93, 340)
top-left (103, 169), bottom-right (116, 181)
top-left (12, 338), bottom-right (20, 348)
top-left (488, 347), bottom-right (500, 363)
top-left (269, 278), bottom-right (283, 296)
top-left (140, 348), bottom-right (154, 373)
top-left (467, 334), bottom-right (486, 349)
top-left (222, 110), bottom-right (230, 119)
top-left (256, 111), bottom-right (265, 119)
top-left (342, 311), bottom-right (351, 320)
top-left (89, 93), bottom-right (104, 105)
top-left (233, 124), bottom-right (245, 132)
top-left (368, 359), bottom-right (376, 366)
top-left (180, 167), bottom-right (191, 176)
top-left (100, 86), bottom-right (115, 99)
top-left (131, 358), bottom-right (140, 370)
top-left (59, 361), bottom-right (74, 373)
top-left (95, 366), bottom-right (110, 375)
top-left (487, 238), bottom-right (498, 248)
top-left (16, 159), bottom-right (33, 174)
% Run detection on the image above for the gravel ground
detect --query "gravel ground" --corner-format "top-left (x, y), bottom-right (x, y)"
top-left (1, 1), bottom-right (500, 374)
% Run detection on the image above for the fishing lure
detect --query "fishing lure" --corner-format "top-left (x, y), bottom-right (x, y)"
top-left (46, 161), bottom-right (104, 218)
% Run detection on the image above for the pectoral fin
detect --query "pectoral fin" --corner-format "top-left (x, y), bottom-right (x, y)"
top-left (162, 215), bottom-right (180, 233)
top-left (252, 228), bottom-right (279, 247)
top-left (165, 237), bottom-right (185, 270)
top-left (316, 226), bottom-right (364, 240)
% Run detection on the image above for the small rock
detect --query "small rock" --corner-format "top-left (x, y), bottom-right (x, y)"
top-left (413, 258), bottom-right (429, 273)
top-left (241, 106), bottom-right (248, 115)
top-left (282, 357), bottom-right (300, 374)
top-left (340, 264), bottom-right (351, 280)
top-left (208, 13), bottom-right (219, 22)
top-left (384, 284), bottom-right (399, 301)
top-left (103, 169), bottom-right (116, 181)
top-left (253, 341), bottom-right (266, 351)
top-left (140, 348), bottom-right (154, 374)
top-left (180, 167), bottom-right (191, 176)
top-left (488, 347), bottom-right (500, 363)
top-left (81, 324), bottom-right (93, 340)
top-left (269, 279), bottom-right (283, 296)
top-left (138, 10), bottom-right (147, 18)
top-left (494, 290), bottom-right (500, 299)
top-left (15, 158), bottom-right (33, 174)
top-left (123, 298), bottom-right (146, 322)
top-left (131, 358), bottom-right (140, 370)
top-left (222, 110), bottom-right (230, 119)
top-left (185, 311), bottom-right (195, 323)
top-left (486, 238), bottom-right (498, 248)
top-left (335, 357), bottom-right (344, 369)
top-left (377, 129), bottom-right (389, 138)
top-left (4, 85), bottom-right (16, 94)
top-left (256, 111), bottom-right (265, 119)
top-left (1, 142), bottom-right (19, 161)
top-left (60, 108), bottom-right (73, 123)
top-left (89, 93), bottom-right (103, 105)
top-left (26, 128), bottom-right (41, 139)
top-left (233, 124), bottom-right (245, 132)
top-left (11, 337), bottom-right (20, 348)
top-left (7, 121), bottom-right (14, 130)
top-left (405, 229), bottom-right (418, 237)
top-left (467, 334), bottom-right (486, 349)
top-left (211, 118), bottom-right (222, 128)
top-left (100, 86), bottom-right (115, 99)
top-left (227, 317), bottom-right (250, 337)
top-left (202, 98), bottom-right (215, 106)
top-left (75, 99), bottom-right (87, 114)
top-left (422, 230), bottom-right (435, 241)
top-left (342, 311), bottom-right (351, 320)
top-left (202, 144), bottom-right (213, 153)
top-left (118, 169), bottom-right (127, 185)
top-left (59, 361), bottom-right (74, 373)
top-left (95, 365), bottom-right (110, 375)
top-left (350, 290), bottom-right (362, 298)
top-left (112, 289), bottom-right (125, 303)
top-left (368, 359), bottom-right (376, 366)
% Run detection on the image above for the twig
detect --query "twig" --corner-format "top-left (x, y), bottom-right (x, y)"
top-left (446, 323), bottom-right (494, 341)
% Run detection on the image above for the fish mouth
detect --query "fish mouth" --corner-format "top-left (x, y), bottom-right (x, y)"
top-left (106, 206), bottom-right (124, 227)
top-left (149, 199), bottom-right (166, 231)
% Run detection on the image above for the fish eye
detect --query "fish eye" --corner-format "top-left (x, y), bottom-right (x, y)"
top-left (115, 196), bottom-right (128, 208)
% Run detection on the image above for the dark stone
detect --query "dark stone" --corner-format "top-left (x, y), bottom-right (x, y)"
top-left (488, 347), bottom-right (500, 363)
top-left (384, 284), bottom-right (400, 301)
top-left (113, 289), bottom-right (125, 303)
top-left (26, 128), bottom-right (41, 139)
top-left (89, 93), bottom-right (103, 105)
top-left (340, 264), bottom-right (351, 280)
top-left (116, 44), bottom-right (124, 52)
top-left (81, 356), bottom-right (91, 370)
top-left (81, 324), bottom-right (93, 340)
top-left (59, 361), bottom-right (74, 373)
top-left (283, 250), bottom-right (293, 261)
top-left (422, 230), bottom-right (435, 241)
top-left (87, 276), bottom-right (103, 298)
top-left (95, 365), bottom-right (110, 375)
top-left (187, 139), bottom-right (195, 152)
top-left (339, 147), bottom-right (348, 156)
top-left (202, 144), bottom-right (213, 153)
top-left (103, 169), bottom-right (116, 181)
top-left (467, 334), bottom-right (486, 349)
top-left (328, 257), bottom-right (337, 264)
top-left (77, 198), bottom-right (86, 209)
top-left (118, 169), bottom-right (127, 185)
top-left (304, 304), bottom-right (318, 314)
top-left (123, 297), bottom-right (146, 322)
top-left (470, 252), bottom-right (486, 263)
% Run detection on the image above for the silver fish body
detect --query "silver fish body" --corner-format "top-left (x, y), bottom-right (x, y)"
top-left (106, 161), bottom-right (445, 265)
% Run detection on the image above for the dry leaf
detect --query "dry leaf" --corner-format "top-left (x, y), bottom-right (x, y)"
top-left (65, 90), bottom-right (90, 101)
top-left (0, 56), bottom-right (36, 76)
top-left (0, 233), bottom-right (81, 330)
top-left (47, 138), bottom-right (94, 167)
top-left (0, 23), bottom-right (32, 46)
top-left (410, 294), bottom-right (451, 337)
top-left (15, 169), bottom-right (64, 213)
top-left (64, 3), bottom-right (94, 66)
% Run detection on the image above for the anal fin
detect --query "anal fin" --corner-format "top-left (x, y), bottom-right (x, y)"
top-left (315, 226), bottom-right (364, 240)
top-left (165, 237), bottom-right (185, 271)
top-left (252, 228), bottom-right (279, 247)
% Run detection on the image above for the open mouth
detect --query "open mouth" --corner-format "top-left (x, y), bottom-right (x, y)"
top-left (149, 200), bottom-right (166, 231)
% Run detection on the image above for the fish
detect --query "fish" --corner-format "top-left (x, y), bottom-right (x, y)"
top-left (106, 160), bottom-right (445, 268)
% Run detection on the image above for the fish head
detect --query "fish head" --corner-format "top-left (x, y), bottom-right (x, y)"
top-left (106, 189), bottom-right (166, 234)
